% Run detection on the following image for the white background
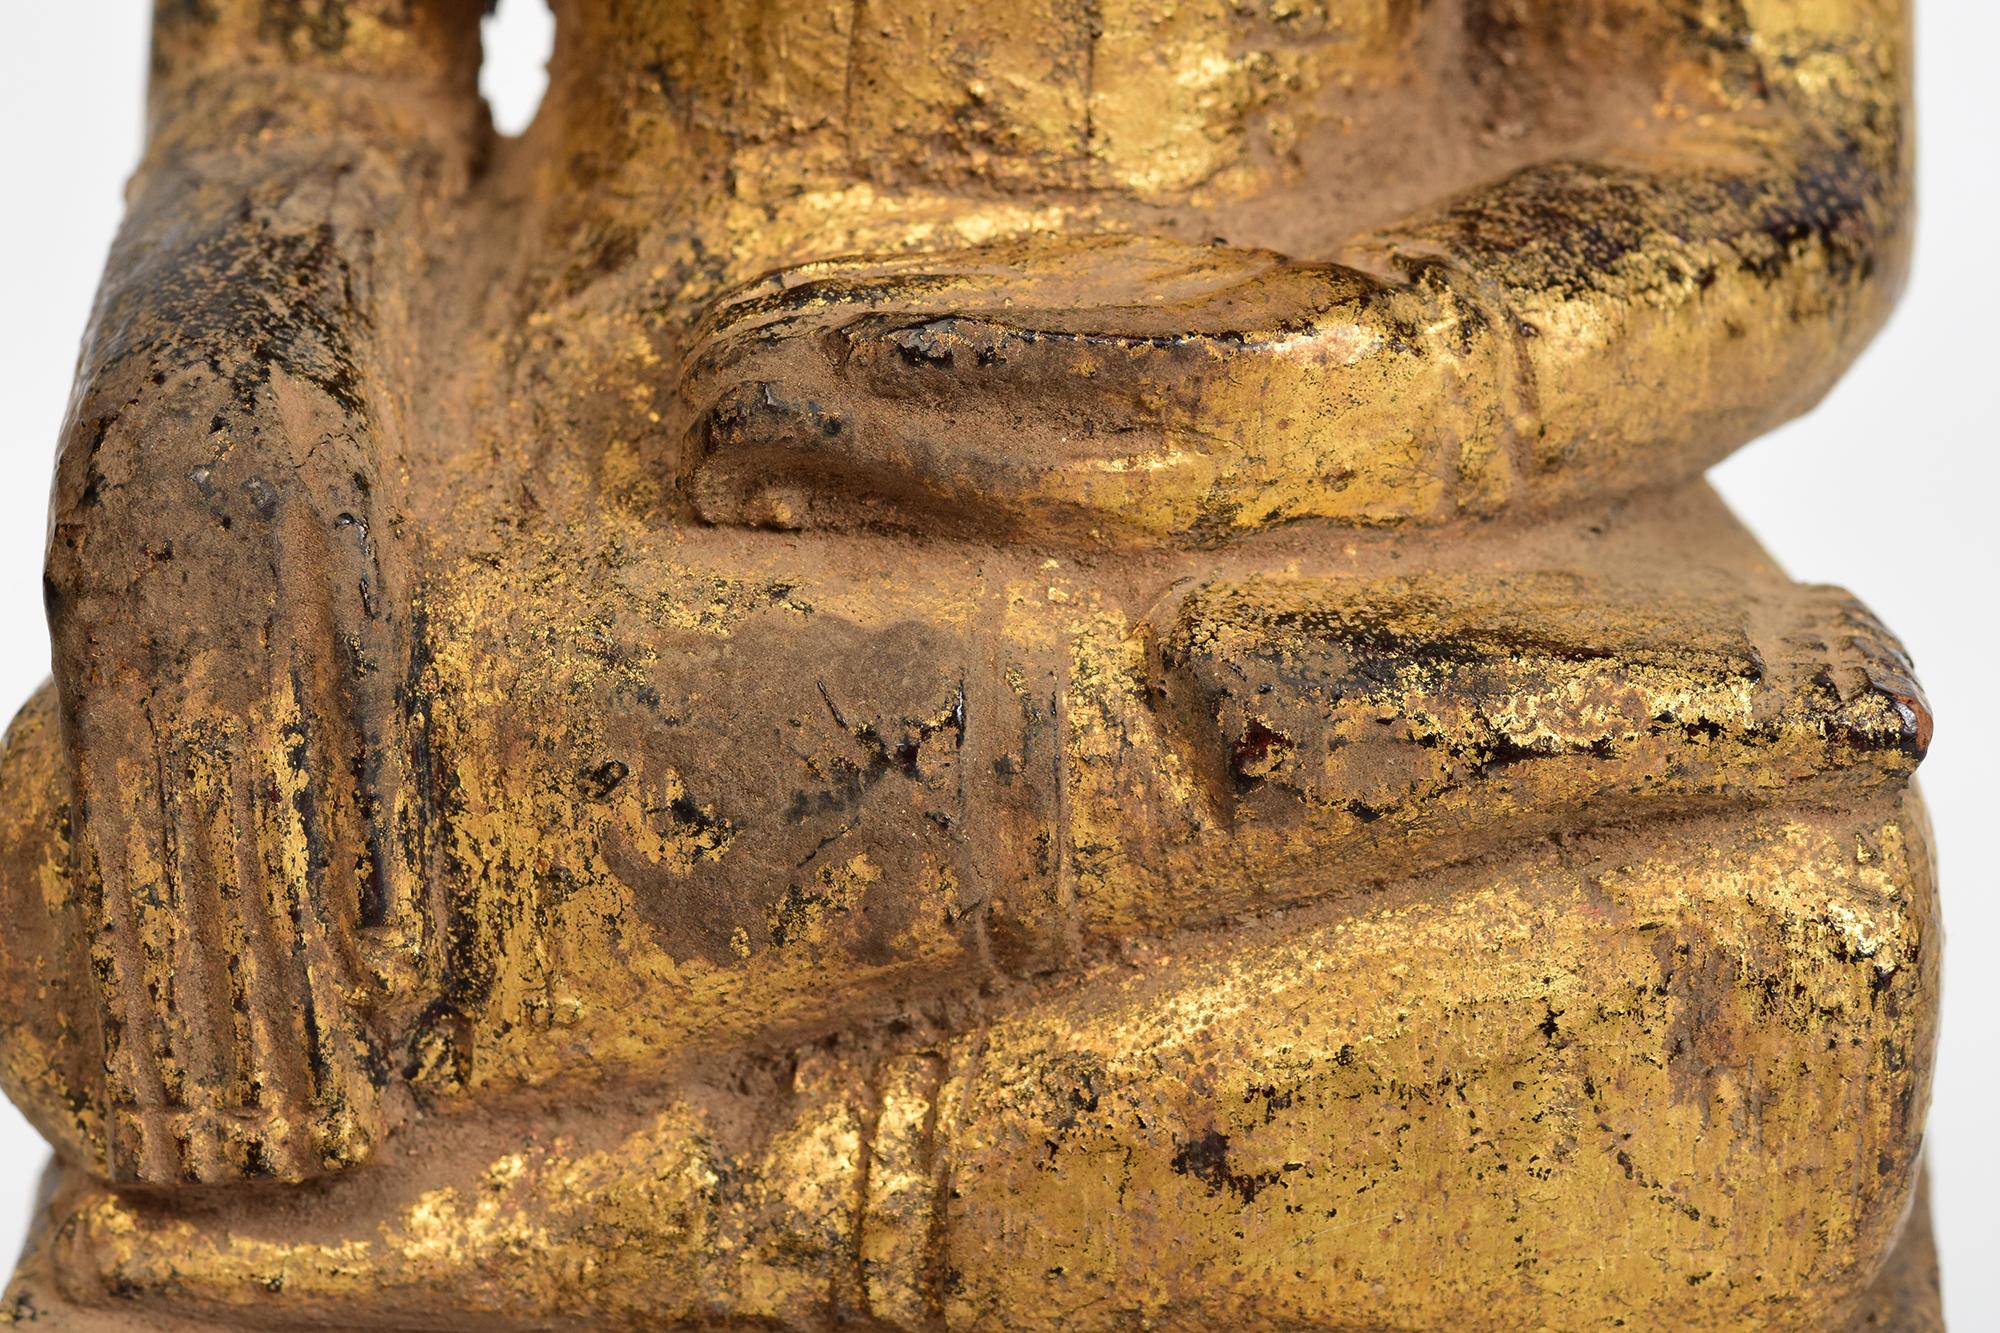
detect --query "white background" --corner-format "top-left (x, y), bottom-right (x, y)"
top-left (0, 1), bottom-right (1992, 1323)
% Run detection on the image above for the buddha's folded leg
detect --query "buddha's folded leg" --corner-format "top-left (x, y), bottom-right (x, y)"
top-left (231, 511), bottom-right (1920, 1093)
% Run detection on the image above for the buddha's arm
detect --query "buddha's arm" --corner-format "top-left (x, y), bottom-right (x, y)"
top-left (43, 0), bottom-right (486, 1187)
top-left (678, 0), bottom-right (1909, 543)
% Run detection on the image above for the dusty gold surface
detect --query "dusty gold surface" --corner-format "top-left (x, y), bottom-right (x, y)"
top-left (0, 0), bottom-right (1938, 1328)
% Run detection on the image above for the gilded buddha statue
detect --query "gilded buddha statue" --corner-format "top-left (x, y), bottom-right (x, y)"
top-left (0, 1), bottom-right (1940, 1327)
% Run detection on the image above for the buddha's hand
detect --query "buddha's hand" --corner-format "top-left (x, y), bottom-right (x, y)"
top-left (39, 5), bottom-right (486, 1188)
top-left (678, 0), bottom-right (1908, 546)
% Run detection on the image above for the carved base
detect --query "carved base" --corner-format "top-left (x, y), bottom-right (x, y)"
top-left (0, 1170), bottom-right (1946, 1331)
